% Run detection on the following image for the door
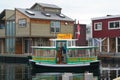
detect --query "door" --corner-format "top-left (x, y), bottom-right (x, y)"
top-left (15, 39), bottom-right (22, 54)
top-left (56, 41), bottom-right (67, 64)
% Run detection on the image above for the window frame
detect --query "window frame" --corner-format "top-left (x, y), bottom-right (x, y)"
top-left (18, 19), bottom-right (27, 27)
top-left (50, 21), bottom-right (60, 33)
top-left (94, 22), bottom-right (102, 31)
top-left (0, 24), bottom-right (5, 29)
top-left (108, 20), bottom-right (120, 30)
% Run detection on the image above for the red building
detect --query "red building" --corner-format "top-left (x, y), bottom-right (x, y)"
top-left (74, 23), bottom-right (86, 46)
top-left (92, 15), bottom-right (120, 53)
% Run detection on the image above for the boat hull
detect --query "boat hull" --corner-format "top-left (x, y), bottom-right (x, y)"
top-left (30, 61), bottom-right (100, 76)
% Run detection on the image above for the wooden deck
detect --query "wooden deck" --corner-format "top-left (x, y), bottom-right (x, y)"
top-left (97, 53), bottom-right (120, 58)
top-left (0, 54), bottom-right (31, 63)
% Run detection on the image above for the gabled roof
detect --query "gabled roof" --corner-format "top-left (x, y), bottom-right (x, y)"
top-left (0, 9), bottom-right (15, 20)
top-left (16, 8), bottom-right (73, 21)
top-left (0, 10), bottom-right (5, 20)
top-left (7, 14), bottom-right (15, 20)
top-left (92, 15), bottom-right (120, 20)
top-left (31, 3), bottom-right (61, 9)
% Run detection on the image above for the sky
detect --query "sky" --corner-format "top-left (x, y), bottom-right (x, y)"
top-left (1, 0), bottom-right (120, 24)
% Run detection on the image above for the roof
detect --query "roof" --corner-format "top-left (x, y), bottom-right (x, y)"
top-left (31, 3), bottom-right (61, 9)
top-left (0, 9), bottom-right (15, 20)
top-left (49, 39), bottom-right (78, 41)
top-left (16, 8), bottom-right (73, 21)
top-left (0, 10), bottom-right (5, 20)
top-left (91, 15), bottom-right (120, 20)
top-left (7, 14), bottom-right (15, 20)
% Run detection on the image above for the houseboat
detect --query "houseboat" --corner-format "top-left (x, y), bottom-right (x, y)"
top-left (29, 34), bottom-right (100, 76)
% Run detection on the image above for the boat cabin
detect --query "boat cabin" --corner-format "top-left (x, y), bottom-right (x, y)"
top-left (31, 34), bottom-right (97, 64)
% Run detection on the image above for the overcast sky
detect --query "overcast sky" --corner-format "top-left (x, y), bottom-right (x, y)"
top-left (0, 0), bottom-right (120, 24)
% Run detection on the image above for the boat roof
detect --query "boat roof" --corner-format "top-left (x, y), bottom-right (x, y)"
top-left (31, 46), bottom-right (56, 50)
top-left (67, 46), bottom-right (97, 50)
top-left (49, 39), bottom-right (78, 41)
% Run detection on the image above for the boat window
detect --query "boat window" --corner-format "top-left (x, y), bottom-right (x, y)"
top-left (67, 41), bottom-right (72, 47)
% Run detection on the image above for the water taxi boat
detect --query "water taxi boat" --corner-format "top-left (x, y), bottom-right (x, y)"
top-left (29, 34), bottom-right (100, 76)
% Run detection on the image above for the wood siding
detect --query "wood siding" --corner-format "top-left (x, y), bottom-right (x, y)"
top-left (0, 10), bottom-right (14, 37)
top-left (61, 21), bottom-right (73, 34)
top-left (15, 10), bottom-right (30, 37)
top-left (31, 19), bottom-right (74, 37)
top-left (0, 29), bottom-right (5, 37)
top-left (5, 10), bottom-right (14, 20)
top-left (92, 17), bottom-right (120, 38)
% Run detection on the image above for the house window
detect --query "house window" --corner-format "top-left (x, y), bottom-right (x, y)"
top-left (118, 38), bottom-right (120, 52)
top-left (50, 21), bottom-right (60, 33)
top-left (109, 21), bottom-right (120, 29)
top-left (0, 24), bottom-right (5, 29)
top-left (94, 22), bottom-right (102, 31)
top-left (18, 19), bottom-right (27, 27)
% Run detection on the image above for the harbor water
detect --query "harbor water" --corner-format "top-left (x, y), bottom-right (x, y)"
top-left (0, 58), bottom-right (120, 80)
top-left (0, 62), bottom-right (98, 80)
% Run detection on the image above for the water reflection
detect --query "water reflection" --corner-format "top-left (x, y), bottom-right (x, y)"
top-left (32, 73), bottom-right (62, 80)
top-left (0, 63), bottom-right (31, 80)
top-left (32, 73), bottom-right (92, 80)
top-left (100, 59), bottom-right (120, 80)
top-left (2, 60), bottom-right (120, 80)
top-left (0, 62), bottom-right (98, 80)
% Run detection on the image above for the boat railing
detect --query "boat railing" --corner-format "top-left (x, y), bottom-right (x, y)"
top-left (33, 49), bottom-right (56, 57)
top-left (32, 56), bottom-right (56, 64)
top-left (67, 56), bottom-right (97, 64)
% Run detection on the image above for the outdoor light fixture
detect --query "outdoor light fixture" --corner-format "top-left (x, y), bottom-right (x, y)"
top-left (65, 22), bottom-right (68, 25)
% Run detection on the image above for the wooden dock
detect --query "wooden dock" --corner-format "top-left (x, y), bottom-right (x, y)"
top-left (0, 54), bottom-right (31, 63)
top-left (97, 53), bottom-right (120, 59)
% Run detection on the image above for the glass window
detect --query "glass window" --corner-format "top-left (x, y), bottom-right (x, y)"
top-left (50, 21), bottom-right (60, 33)
top-left (109, 38), bottom-right (116, 52)
top-left (102, 39), bottom-right (107, 52)
top-left (118, 38), bottom-right (120, 52)
top-left (94, 22), bottom-right (102, 31)
top-left (24, 40), bottom-right (29, 53)
top-left (0, 24), bottom-right (5, 29)
top-left (109, 21), bottom-right (120, 29)
top-left (18, 19), bottom-right (27, 27)
top-left (109, 22), bottom-right (114, 28)
top-left (6, 21), bottom-right (15, 37)
top-left (5, 38), bottom-right (15, 53)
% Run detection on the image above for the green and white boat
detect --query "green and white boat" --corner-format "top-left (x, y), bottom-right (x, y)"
top-left (29, 34), bottom-right (100, 75)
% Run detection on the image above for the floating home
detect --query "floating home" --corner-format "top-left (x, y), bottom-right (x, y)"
top-left (0, 3), bottom-right (74, 54)
top-left (92, 15), bottom-right (120, 54)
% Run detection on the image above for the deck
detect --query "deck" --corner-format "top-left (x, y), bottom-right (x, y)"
top-left (0, 54), bottom-right (31, 63)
